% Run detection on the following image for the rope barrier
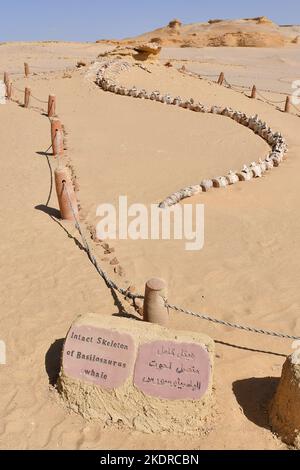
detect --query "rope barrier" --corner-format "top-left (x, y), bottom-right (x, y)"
top-left (178, 67), bottom-right (298, 115)
top-left (165, 303), bottom-right (300, 341)
top-left (11, 84), bottom-right (25, 94)
top-left (224, 78), bottom-right (287, 105)
top-left (11, 84), bottom-right (47, 103)
top-left (62, 182), bottom-right (144, 302)
top-left (255, 90), bottom-right (286, 105)
top-left (30, 93), bottom-right (48, 104)
top-left (223, 78), bottom-right (248, 95)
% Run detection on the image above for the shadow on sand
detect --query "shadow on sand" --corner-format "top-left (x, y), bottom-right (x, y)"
top-left (232, 376), bottom-right (279, 430)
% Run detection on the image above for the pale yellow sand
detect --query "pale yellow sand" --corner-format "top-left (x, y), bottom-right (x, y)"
top-left (0, 42), bottom-right (300, 449)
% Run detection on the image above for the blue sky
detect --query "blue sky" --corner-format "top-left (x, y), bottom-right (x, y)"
top-left (0, 0), bottom-right (299, 42)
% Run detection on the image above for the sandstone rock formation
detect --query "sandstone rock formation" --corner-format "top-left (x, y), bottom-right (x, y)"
top-left (97, 17), bottom-right (300, 48)
top-left (98, 42), bottom-right (161, 61)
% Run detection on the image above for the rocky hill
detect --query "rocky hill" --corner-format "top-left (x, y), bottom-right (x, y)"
top-left (97, 17), bottom-right (300, 48)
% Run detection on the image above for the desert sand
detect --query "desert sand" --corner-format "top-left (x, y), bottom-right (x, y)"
top-left (0, 39), bottom-right (300, 450)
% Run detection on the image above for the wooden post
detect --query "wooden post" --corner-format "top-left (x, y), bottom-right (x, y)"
top-left (48, 94), bottom-right (56, 117)
top-left (24, 62), bottom-right (30, 77)
top-left (54, 167), bottom-right (79, 221)
top-left (284, 96), bottom-right (291, 113)
top-left (24, 87), bottom-right (31, 108)
top-left (3, 72), bottom-right (9, 86)
top-left (51, 118), bottom-right (64, 156)
top-left (217, 72), bottom-right (224, 86)
top-left (143, 278), bottom-right (169, 327)
top-left (251, 85), bottom-right (257, 99)
top-left (6, 81), bottom-right (12, 99)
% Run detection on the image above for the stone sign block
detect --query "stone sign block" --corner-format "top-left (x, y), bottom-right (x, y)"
top-left (59, 313), bottom-right (215, 434)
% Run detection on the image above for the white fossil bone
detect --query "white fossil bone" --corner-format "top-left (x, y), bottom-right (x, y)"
top-left (221, 107), bottom-right (230, 116)
top-left (200, 179), bottom-right (213, 192)
top-left (173, 96), bottom-right (182, 105)
top-left (237, 165), bottom-right (253, 181)
top-left (227, 108), bottom-right (235, 118)
top-left (201, 105), bottom-right (210, 113)
top-left (271, 156), bottom-right (281, 167)
top-left (226, 170), bottom-right (239, 185)
top-left (108, 83), bottom-right (116, 92)
top-left (250, 162), bottom-right (262, 178)
top-left (264, 158), bottom-right (274, 170)
top-left (233, 112), bottom-right (242, 122)
top-left (259, 159), bottom-right (267, 173)
top-left (211, 106), bottom-right (219, 114)
top-left (164, 95), bottom-right (173, 104)
top-left (138, 89), bottom-right (146, 98)
top-left (132, 87), bottom-right (140, 97)
top-left (212, 176), bottom-right (228, 188)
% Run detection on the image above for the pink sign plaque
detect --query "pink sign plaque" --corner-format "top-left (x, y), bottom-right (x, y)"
top-left (133, 341), bottom-right (211, 400)
top-left (62, 325), bottom-right (135, 389)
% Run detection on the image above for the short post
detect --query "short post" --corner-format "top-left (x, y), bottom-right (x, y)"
top-left (48, 94), bottom-right (56, 117)
top-left (270, 353), bottom-right (300, 448)
top-left (54, 167), bottom-right (79, 221)
top-left (217, 72), bottom-right (224, 86)
top-left (6, 81), bottom-right (12, 99)
top-left (143, 278), bottom-right (169, 327)
top-left (3, 72), bottom-right (9, 86)
top-left (51, 118), bottom-right (64, 156)
top-left (24, 62), bottom-right (30, 77)
top-left (251, 85), bottom-right (257, 99)
top-left (24, 87), bottom-right (31, 108)
top-left (284, 96), bottom-right (291, 113)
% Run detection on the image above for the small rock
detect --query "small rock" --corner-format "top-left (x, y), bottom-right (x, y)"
top-left (76, 60), bottom-right (87, 68)
top-left (104, 247), bottom-right (115, 255)
top-left (117, 266), bottom-right (125, 277)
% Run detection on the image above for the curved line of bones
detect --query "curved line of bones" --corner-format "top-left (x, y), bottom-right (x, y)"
top-left (94, 59), bottom-right (288, 208)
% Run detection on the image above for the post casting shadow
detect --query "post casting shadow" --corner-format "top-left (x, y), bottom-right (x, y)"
top-left (215, 339), bottom-right (287, 357)
top-left (233, 377), bottom-right (279, 430)
top-left (35, 204), bottom-right (61, 219)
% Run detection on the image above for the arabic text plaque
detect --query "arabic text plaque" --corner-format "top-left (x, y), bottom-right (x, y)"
top-left (133, 340), bottom-right (211, 400)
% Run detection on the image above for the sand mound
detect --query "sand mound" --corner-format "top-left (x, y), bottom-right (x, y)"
top-left (98, 17), bottom-right (295, 48)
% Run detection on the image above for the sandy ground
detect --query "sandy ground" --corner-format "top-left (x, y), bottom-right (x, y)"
top-left (161, 46), bottom-right (300, 94)
top-left (0, 43), bottom-right (300, 450)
